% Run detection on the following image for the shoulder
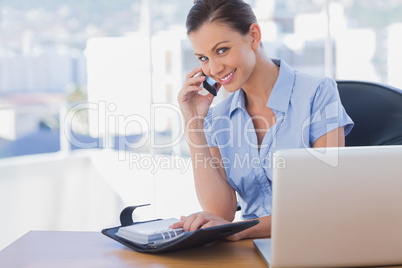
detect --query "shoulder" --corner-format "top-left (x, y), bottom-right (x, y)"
top-left (206, 92), bottom-right (236, 121)
top-left (292, 71), bottom-right (338, 100)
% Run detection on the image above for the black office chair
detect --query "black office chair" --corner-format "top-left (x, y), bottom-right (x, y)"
top-left (337, 80), bottom-right (402, 146)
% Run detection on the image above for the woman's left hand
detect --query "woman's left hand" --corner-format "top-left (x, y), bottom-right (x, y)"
top-left (169, 211), bottom-right (242, 241)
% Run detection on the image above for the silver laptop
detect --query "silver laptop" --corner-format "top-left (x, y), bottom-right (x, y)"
top-left (254, 145), bottom-right (402, 267)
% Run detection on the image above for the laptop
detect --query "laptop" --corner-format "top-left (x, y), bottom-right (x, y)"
top-left (254, 145), bottom-right (402, 267)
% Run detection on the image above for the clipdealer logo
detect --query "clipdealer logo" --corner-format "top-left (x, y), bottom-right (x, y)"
top-left (301, 101), bottom-right (341, 167)
top-left (63, 101), bottom-right (184, 158)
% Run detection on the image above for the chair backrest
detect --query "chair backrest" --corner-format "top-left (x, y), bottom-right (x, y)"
top-left (337, 80), bottom-right (402, 146)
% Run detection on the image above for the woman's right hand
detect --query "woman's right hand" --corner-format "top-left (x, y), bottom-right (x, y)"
top-left (177, 67), bottom-right (216, 126)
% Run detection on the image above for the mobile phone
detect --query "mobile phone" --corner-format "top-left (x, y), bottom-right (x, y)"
top-left (202, 71), bottom-right (217, 96)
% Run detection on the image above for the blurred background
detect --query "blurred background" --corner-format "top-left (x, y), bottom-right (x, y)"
top-left (1, 0), bottom-right (401, 250)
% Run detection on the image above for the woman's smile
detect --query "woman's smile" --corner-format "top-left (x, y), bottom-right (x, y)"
top-left (218, 69), bottom-right (236, 85)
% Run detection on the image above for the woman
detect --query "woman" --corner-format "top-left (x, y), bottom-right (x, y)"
top-left (171, 0), bottom-right (354, 240)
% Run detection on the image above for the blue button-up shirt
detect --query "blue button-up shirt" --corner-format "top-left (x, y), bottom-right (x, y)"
top-left (203, 59), bottom-right (354, 220)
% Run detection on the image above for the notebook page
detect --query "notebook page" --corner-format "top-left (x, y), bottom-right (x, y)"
top-left (119, 218), bottom-right (181, 235)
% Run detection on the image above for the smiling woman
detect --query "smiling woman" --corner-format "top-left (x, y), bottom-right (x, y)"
top-left (189, 22), bottom-right (262, 92)
top-left (174, 0), bottom-right (354, 241)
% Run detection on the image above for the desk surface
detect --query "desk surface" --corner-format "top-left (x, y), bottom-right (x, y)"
top-left (0, 231), bottom-right (266, 268)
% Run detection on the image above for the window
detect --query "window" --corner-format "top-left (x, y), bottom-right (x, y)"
top-left (1, 0), bottom-right (401, 158)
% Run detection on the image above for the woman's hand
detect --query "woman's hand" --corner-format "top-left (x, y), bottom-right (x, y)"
top-left (169, 211), bottom-right (242, 242)
top-left (170, 213), bottom-right (271, 242)
top-left (177, 67), bottom-right (217, 125)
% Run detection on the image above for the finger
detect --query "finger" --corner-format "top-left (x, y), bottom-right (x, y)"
top-left (185, 85), bottom-right (203, 93)
top-left (178, 77), bottom-right (205, 98)
top-left (189, 213), bottom-right (210, 231)
top-left (169, 215), bottom-right (188, 229)
top-left (183, 71), bottom-right (205, 92)
top-left (186, 67), bottom-right (203, 79)
top-left (184, 75), bottom-right (205, 89)
top-left (183, 213), bottom-right (198, 231)
top-left (169, 220), bottom-right (184, 229)
top-left (177, 86), bottom-right (203, 102)
top-left (200, 220), bottom-right (219, 229)
top-left (178, 85), bottom-right (202, 97)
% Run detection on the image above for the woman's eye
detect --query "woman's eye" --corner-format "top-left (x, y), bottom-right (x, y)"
top-left (217, 47), bottom-right (228, 55)
top-left (199, 56), bottom-right (208, 62)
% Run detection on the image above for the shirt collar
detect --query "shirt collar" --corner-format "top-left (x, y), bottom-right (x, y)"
top-left (229, 59), bottom-right (295, 117)
top-left (267, 59), bottom-right (295, 113)
top-left (229, 88), bottom-right (247, 118)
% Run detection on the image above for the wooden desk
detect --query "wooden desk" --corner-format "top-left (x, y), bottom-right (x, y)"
top-left (0, 231), bottom-right (266, 268)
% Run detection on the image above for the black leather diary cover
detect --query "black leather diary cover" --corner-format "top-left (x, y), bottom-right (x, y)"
top-left (101, 204), bottom-right (259, 254)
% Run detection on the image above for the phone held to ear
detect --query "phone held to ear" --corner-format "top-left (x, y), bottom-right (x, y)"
top-left (202, 71), bottom-right (217, 96)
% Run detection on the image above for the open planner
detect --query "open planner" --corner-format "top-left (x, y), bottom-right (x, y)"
top-left (102, 204), bottom-right (259, 253)
top-left (117, 218), bottom-right (184, 245)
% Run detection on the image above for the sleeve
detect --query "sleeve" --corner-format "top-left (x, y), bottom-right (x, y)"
top-left (203, 108), bottom-right (218, 147)
top-left (309, 78), bottom-right (354, 145)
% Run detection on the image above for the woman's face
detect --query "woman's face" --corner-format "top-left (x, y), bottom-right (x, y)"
top-left (188, 22), bottom-right (256, 92)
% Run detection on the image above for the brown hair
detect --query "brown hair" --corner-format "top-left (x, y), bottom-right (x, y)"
top-left (186, 0), bottom-right (257, 36)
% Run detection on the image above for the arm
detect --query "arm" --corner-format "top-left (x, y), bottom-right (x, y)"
top-left (227, 215), bottom-right (271, 241)
top-left (188, 141), bottom-right (238, 221)
top-left (178, 67), bottom-right (237, 221)
top-left (312, 126), bottom-right (345, 148)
